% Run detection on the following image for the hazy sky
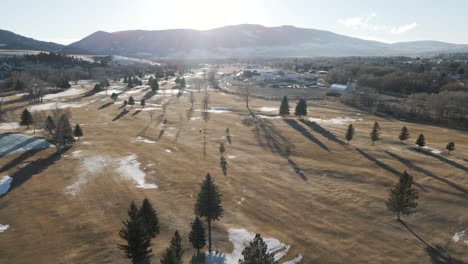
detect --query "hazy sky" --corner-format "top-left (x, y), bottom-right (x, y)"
top-left (2, 0), bottom-right (467, 45)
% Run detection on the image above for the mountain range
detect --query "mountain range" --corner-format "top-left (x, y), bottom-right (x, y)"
top-left (2, 25), bottom-right (468, 59)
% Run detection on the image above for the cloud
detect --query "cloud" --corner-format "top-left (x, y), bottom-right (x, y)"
top-left (338, 13), bottom-right (418, 34)
top-left (391, 23), bottom-right (418, 33)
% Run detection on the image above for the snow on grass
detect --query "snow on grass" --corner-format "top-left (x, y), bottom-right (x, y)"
top-left (452, 229), bottom-right (467, 244)
top-left (135, 136), bottom-right (156, 144)
top-left (29, 98), bottom-right (104, 112)
top-left (43, 88), bottom-right (84, 100)
top-left (256, 115), bottom-right (281, 119)
top-left (25, 129), bottom-right (44, 134)
top-left (283, 255), bottom-right (303, 264)
top-left (0, 122), bottom-right (19, 130)
top-left (72, 150), bottom-right (82, 157)
top-left (116, 155), bottom-right (157, 189)
top-left (308, 117), bottom-right (363, 125)
top-left (199, 107), bottom-right (231, 113)
top-left (191, 117), bottom-right (202, 120)
top-left (258, 107), bottom-right (278, 112)
top-left (0, 176), bottom-right (12, 195)
top-left (134, 107), bottom-right (161, 112)
top-left (422, 146), bottom-right (442, 154)
top-left (204, 228), bottom-right (301, 264)
top-left (66, 154), bottom-right (157, 196)
top-left (0, 224), bottom-right (10, 232)
top-left (165, 149), bottom-right (172, 153)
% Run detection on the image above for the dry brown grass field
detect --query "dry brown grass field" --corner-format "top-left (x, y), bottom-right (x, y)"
top-left (0, 78), bottom-right (467, 264)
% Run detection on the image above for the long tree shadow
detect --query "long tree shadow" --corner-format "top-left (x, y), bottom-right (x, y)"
top-left (246, 118), bottom-right (291, 157)
top-left (112, 109), bottom-right (129, 121)
top-left (411, 148), bottom-right (468, 173)
top-left (143, 91), bottom-right (156, 100)
top-left (132, 110), bottom-right (142, 117)
top-left (385, 151), bottom-right (468, 195)
top-left (355, 148), bottom-right (427, 192)
top-left (288, 159), bottom-right (308, 182)
top-left (299, 119), bottom-right (347, 147)
top-left (0, 148), bottom-right (45, 174)
top-left (1, 147), bottom-right (70, 197)
top-left (400, 221), bottom-right (464, 264)
top-left (283, 119), bottom-right (329, 151)
top-left (98, 102), bottom-right (114, 110)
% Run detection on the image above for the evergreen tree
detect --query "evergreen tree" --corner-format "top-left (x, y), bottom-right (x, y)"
top-left (385, 171), bottom-right (418, 221)
top-left (294, 99), bottom-right (307, 118)
top-left (194, 173), bottom-right (223, 253)
top-left (73, 124), bottom-right (83, 140)
top-left (279, 96), bottom-right (290, 117)
top-left (180, 78), bottom-right (186, 88)
top-left (111, 92), bottom-right (118, 102)
top-left (239, 234), bottom-right (277, 264)
top-left (139, 198), bottom-right (160, 239)
top-left (128, 96), bottom-right (135, 108)
top-left (219, 143), bottom-right (225, 155)
top-left (128, 79), bottom-right (134, 88)
top-left (345, 124), bottom-right (354, 144)
top-left (141, 99), bottom-right (146, 108)
top-left (124, 100), bottom-right (128, 107)
top-left (189, 216), bottom-right (206, 255)
top-left (168, 231), bottom-right (184, 263)
top-left (124, 76), bottom-right (128, 83)
top-left (160, 248), bottom-right (181, 264)
top-left (93, 83), bottom-right (102, 92)
top-left (45, 115), bottom-right (56, 133)
top-left (20, 108), bottom-right (33, 129)
top-left (446, 142), bottom-right (455, 154)
top-left (370, 121), bottom-right (381, 145)
top-left (119, 201), bottom-right (152, 264)
top-left (416, 134), bottom-right (425, 148)
top-left (220, 156), bottom-right (228, 177)
top-left (399, 126), bottom-right (410, 143)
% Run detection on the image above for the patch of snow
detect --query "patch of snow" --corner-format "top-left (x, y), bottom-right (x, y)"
top-left (452, 230), bottom-right (466, 243)
top-left (422, 146), bottom-right (442, 154)
top-left (43, 88), bottom-right (84, 100)
top-left (191, 117), bottom-right (202, 120)
top-left (72, 150), bottom-right (82, 157)
top-left (0, 176), bottom-right (13, 195)
top-left (308, 117), bottom-right (362, 125)
top-left (134, 107), bottom-right (161, 112)
top-left (227, 155), bottom-right (236, 159)
top-left (165, 149), bottom-right (172, 153)
top-left (283, 255), bottom-right (303, 264)
top-left (202, 107), bottom-right (231, 113)
top-left (258, 107), bottom-right (278, 112)
top-left (256, 115), bottom-right (281, 119)
top-left (116, 155), bottom-right (157, 189)
top-left (0, 224), bottom-right (10, 232)
top-left (65, 156), bottom-right (108, 196)
top-left (82, 141), bottom-right (91, 145)
top-left (0, 122), bottom-right (19, 130)
top-left (389, 147), bottom-right (401, 152)
top-left (205, 228), bottom-right (301, 264)
top-left (135, 136), bottom-right (156, 144)
top-left (25, 129), bottom-right (44, 134)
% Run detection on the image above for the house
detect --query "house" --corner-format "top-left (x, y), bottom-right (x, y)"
top-left (330, 81), bottom-right (356, 92)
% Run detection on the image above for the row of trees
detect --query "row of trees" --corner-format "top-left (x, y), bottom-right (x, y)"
top-left (344, 122), bottom-right (456, 154)
top-left (278, 96), bottom-right (307, 118)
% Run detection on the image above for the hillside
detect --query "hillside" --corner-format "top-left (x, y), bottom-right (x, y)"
top-left (0, 29), bottom-right (64, 52)
top-left (68, 24), bottom-right (468, 58)
top-left (0, 74), bottom-right (466, 263)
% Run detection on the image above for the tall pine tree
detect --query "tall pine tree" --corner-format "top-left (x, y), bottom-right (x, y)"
top-left (189, 216), bottom-right (206, 255)
top-left (239, 234), bottom-right (277, 264)
top-left (385, 171), bottom-right (418, 221)
top-left (128, 96), bottom-right (135, 108)
top-left (345, 124), bottom-right (354, 144)
top-left (73, 124), bottom-right (83, 140)
top-left (416, 134), bottom-right (425, 148)
top-left (168, 231), bottom-right (184, 263)
top-left (279, 96), bottom-right (290, 117)
top-left (194, 173), bottom-right (223, 253)
top-left (398, 126), bottom-right (410, 143)
top-left (119, 201), bottom-right (152, 264)
top-left (370, 121), bottom-right (381, 145)
top-left (139, 198), bottom-right (160, 239)
top-left (294, 99), bottom-right (307, 118)
top-left (20, 108), bottom-right (33, 129)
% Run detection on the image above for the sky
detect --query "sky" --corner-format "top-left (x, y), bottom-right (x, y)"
top-left (1, 0), bottom-right (468, 45)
